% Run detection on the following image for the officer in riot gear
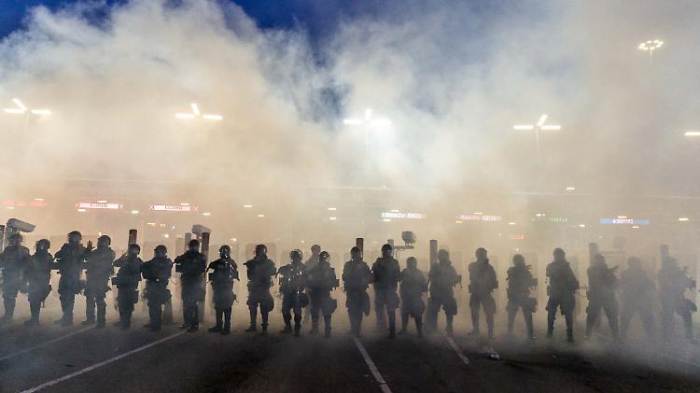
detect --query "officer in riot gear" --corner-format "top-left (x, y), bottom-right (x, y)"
top-left (468, 247), bottom-right (498, 338)
top-left (306, 251), bottom-right (338, 337)
top-left (175, 239), bottom-right (207, 333)
top-left (342, 246), bottom-right (371, 337)
top-left (620, 257), bottom-right (655, 340)
top-left (506, 254), bottom-right (537, 340)
top-left (658, 256), bottom-right (697, 343)
top-left (113, 244), bottom-right (143, 330)
top-left (278, 249), bottom-right (308, 336)
top-left (83, 235), bottom-right (115, 327)
top-left (372, 244), bottom-right (401, 338)
top-left (303, 244), bottom-right (321, 324)
top-left (426, 250), bottom-right (460, 335)
top-left (0, 233), bottom-right (30, 324)
top-left (399, 256), bottom-right (427, 336)
top-left (207, 245), bottom-right (238, 335)
top-left (141, 245), bottom-right (173, 332)
top-left (546, 248), bottom-right (579, 343)
top-left (244, 244), bottom-right (276, 333)
top-left (53, 231), bottom-right (89, 326)
top-left (585, 254), bottom-right (620, 340)
top-left (24, 239), bottom-right (53, 326)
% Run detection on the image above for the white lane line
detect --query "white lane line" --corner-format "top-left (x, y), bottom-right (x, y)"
top-left (20, 331), bottom-right (186, 393)
top-left (445, 336), bottom-right (470, 365)
top-left (353, 337), bottom-right (393, 393)
top-left (0, 326), bottom-right (95, 362)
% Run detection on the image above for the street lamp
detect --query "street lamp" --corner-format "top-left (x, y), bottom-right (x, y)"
top-left (513, 114), bottom-right (562, 161)
top-left (175, 103), bottom-right (223, 121)
top-left (4, 98), bottom-right (51, 117)
top-left (343, 108), bottom-right (392, 166)
top-left (638, 39), bottom-right (663, 65)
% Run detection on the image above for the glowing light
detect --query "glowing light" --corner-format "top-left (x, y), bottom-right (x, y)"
top-left (13, 99), bottom-right (26, 111)
top-left (638, 39), bottom-right (663, 51)
top-left (579, 224), bottom-right (586, 228)
top-left (131, 210), bottom-right (139, 215)
top-left (382, 218), bottom-right (391, 222)
top-left (508, 222), bottom-right (516, 226)
top-left (455, 220), bottom-right (463, 224)
top-left (4, 98), bottom-right (51, 116)
top-left (390, 209), bottom-right (400, 213)
top-left (327, 207), bottom-right (337, 211)
top-left (243, 204), bottom-right (253, 208)
top-left (231, 238), bottom-right (237, 242)
top-left (343, 108), bottom-right (392, 128)
top-left (513, 115), bottom-right (562, 133)
top-left (678, 217), bottom-right (689, 222)
top-left (684, 131), bottom-right (700, 137)
top-left (202, 212), bottom-right (211, 216)
top-left (257, 214), bottom-right (265, 218)
top-left (97, 200), bottom-right (108, 203)
top-left (34, 198), bottom-right (44, 202)
top-left (164, 234), bottom-right (170, 238)
top-left (6, 206), bottom-right (15, 210)
top-left (329, 217), bottom-right (337, 221)
top-left (181, 202), bottom-right (190, 206)
top-left (632, 225), bottom-right (640, 229)
top-left (147, 222), bottom-right (156, 226)
top-left (77, 208), bottom-right (86, 212)
top-left (175, 102), bottom-right (222, 121)
top-left (565, 186), bottom-right (575, 191)
top-left (617, 215), bottom-right (627, 219)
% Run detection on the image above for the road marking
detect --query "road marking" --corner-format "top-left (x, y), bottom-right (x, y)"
top-left (19, 331), bottom-right (186, 393)
top-left (353, 337), bottom-right (393, 393)
top-left (0, 326), bottom-right (95, 362)
top-left (445, 336), bottom-right (470, 365)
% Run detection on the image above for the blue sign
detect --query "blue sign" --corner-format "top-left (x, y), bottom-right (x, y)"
top-left (600, 218), bottom-right (650, 225)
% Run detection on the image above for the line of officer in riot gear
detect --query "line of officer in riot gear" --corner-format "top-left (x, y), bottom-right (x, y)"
top-left (1, 234), bottom-right (697, 346)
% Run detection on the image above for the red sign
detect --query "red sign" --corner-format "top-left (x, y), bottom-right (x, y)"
top-left (509, 234), bottom-right (525, 240)
top-left (4, 200), bottom-right (47, 208)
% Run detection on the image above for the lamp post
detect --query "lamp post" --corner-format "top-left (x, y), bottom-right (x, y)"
top-left (4, 98), bottom-right (51, 132)
top-left (343, 108), bottom-right (392, 167)
top-left (513, 114), bottom-right (562, 162)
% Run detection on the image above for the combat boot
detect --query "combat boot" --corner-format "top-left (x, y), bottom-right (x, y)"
top-left (294, 315), bottom-right (302, 337)
top-left (281, 314), bottom-right (293, 333)
top-left (209, 309), bottom-right (223, 333)
top-left (324, 316), bottom-right (332, 338)
top-left (416, 317), bottom-right (424, 337)
top-left (309, 319), bottom-right (319, 335)
top-left (261, 323), bottom-right (269, 334)
top-left (245, 323), bottom-right (257, 333)
top-left (388, 327), bottom-right (396, 339)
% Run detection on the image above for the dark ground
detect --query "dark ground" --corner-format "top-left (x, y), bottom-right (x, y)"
top-left (1, 294), bottom-right (699, 393)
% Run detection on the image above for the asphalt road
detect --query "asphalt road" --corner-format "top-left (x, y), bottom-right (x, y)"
top-left (1, 298), bottom-right (699, 393)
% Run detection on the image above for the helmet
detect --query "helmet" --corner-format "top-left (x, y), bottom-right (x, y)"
top-left (188, 239), bottom-right (200, 248)
top-left (381, 244), bottom-right (393, 252)
top-left (513, 254), bottom-right (525, 266)
top-left (68, 230), bottom-right (82, 238)
top-left (311, 244), bottom-right (321, 253)
top-left (290, 249), bottom-right (303, 259)
top-left (97, 235), bottom-right (111, 244)
top-left (129, 243), bottom-right (141, 252)
top-left (154, 245), bottom-right (167, 253)
top-left (255, 244), bottom-right (267, 256)
top-left (8, 233), bottom-right (22, 242)
top-left (406, 256), bottom-right (417, 267)
top-left (219, 245), bottom-right (232, 253)
top-left (36, 239), bottom-right (50, 250)
top-left (319, 251), bottom-right (330, 260)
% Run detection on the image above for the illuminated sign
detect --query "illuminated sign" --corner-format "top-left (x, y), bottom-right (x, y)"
top-left (76, 202), bottom-right (123, 210)
top-left (4, 200), bottom-right (47, 208)
top-left (458, 214), bottom-right (502, 222)
top-left (380, 212), bottom-right (425, 220)
top-left (534, 216), bottom-right (568, 223)
top-left (150, 204), bottom-right (199, 212)
top-left (600, 218), bottom-right (650, 225)
top-left (509, 234), bottom-right (525, 240)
